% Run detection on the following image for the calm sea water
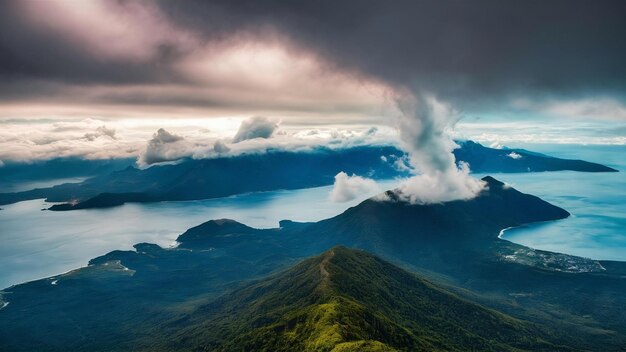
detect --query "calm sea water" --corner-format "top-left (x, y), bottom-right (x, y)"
top-left (0, 144), bottom-right (624, 288)
top-left (0, 180), bottom-right (397, 289)
top-left (479, 144), bottom-right (626, 262)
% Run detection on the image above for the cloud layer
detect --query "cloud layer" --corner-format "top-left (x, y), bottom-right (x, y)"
top-left (1, 0), bottom-right (624, 121)
top-left (0, 1), bottom-right (391, 124)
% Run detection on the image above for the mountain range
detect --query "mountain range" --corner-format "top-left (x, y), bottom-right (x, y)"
top-left (1, 176), bottom-right (625, 351)
top-left (152, 247), bottom-right (569, 351)
top-left (0, 141), bottom-right (616, 210)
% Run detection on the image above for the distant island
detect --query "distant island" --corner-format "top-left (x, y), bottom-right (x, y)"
top-left (2, 176), bottom-right (625, 351)
top-left (0, 141), bottom-right (616, 211)
top-left (455, 140), bottom-right (618, 173)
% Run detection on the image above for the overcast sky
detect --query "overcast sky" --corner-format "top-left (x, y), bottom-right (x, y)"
top-left (0, 0), bottom-right (625, 163)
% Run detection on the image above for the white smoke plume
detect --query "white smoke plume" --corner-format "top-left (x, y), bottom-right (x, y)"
top-left (392, 92), bottom-right (486, 204)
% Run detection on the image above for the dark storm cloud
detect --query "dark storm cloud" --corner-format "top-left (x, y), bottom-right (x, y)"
top-left (156, 0), bottom-right (626, 106)
top-left (150, 0), bottom-right (626, 203)
top-left (0, 0), bottom-right (624, 109)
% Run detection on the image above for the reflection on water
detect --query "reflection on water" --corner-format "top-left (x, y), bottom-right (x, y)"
top-left (0, 180), bottom-right (398, 288)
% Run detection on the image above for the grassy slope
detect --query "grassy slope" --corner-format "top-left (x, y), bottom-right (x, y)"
top-left (150, 247), bottom-right (571, 351)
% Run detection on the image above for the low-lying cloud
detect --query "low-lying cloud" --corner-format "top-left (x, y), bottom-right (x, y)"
top-left (139, 128), bottom-right (190, 165)
top-left (233, 116), bottom-right (279, 143)
top-left (0, 116), bottom-right (403, 165)
top-left (0, 118), bottom-right (139, 162)
top-left (507, 152), bottom-right (522, 160)
top-left (330, 171), bottom-right (379, 203)
top-left (84, 126), bottom-right (116, 141)
top-left (453, 120), bottom-right (626, 146)
top-left (213, 140), bottom-right (231, 154)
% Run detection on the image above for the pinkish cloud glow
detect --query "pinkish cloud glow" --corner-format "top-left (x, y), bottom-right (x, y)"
top-left (5, 1), bottom-right (393, 126)
top-left (18, 0), bottom-right (195, 62)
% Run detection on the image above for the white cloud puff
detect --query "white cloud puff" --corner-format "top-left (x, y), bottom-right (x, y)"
top-left (507, 152), bottom-right (522, 159)
top-left (489, 142), bottom-right (504, 149)
top-left (0, 118), bottom-right (139, 162)
top-left (139, 128), bottom-right (189, 165)
top-left (84, 126), bottom-right (116, 141)
top-left (395, 161), bottom-right (485, 204)
top-left (232, 116), bottom-right (279, 143)
top-left (0, 117), bottom-right (399, 164)
top-left (213, 140), bottom-right (231, 154)
top-left (392, 93), bottom-right (486, 204)
top-left (330, 171), bottom-right (379, 203)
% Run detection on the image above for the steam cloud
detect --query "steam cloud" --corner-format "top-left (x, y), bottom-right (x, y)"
top-left (392, 92), bottom-right (485, 203)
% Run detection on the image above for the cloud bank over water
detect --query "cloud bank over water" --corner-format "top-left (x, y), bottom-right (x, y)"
top-left (0, 117), bottom-right (399, 164)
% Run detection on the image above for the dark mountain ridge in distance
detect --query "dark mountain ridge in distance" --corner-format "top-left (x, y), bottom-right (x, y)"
top-left (0, 141), bottom-right (616, 210)
top-left (2, 177), bottom-right (625, 351)
top-left (0, 157), bottom-right (135, 187)
top-left (1, 146), bottom-right (405, 208)
top-left (455, 140), bottom-right (617, 173)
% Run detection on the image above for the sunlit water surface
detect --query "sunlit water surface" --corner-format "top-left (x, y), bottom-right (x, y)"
top-left (0, 144), bottom-right (624, 288)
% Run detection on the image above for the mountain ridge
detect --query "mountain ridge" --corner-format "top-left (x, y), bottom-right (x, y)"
top-left (0, 142), bottom-right (616, 209)
top-left (149, 246), bottom-right (571, 351)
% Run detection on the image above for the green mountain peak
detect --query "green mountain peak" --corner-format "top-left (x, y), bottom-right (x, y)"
top-left (155, 246), bottom-right (563, 352)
